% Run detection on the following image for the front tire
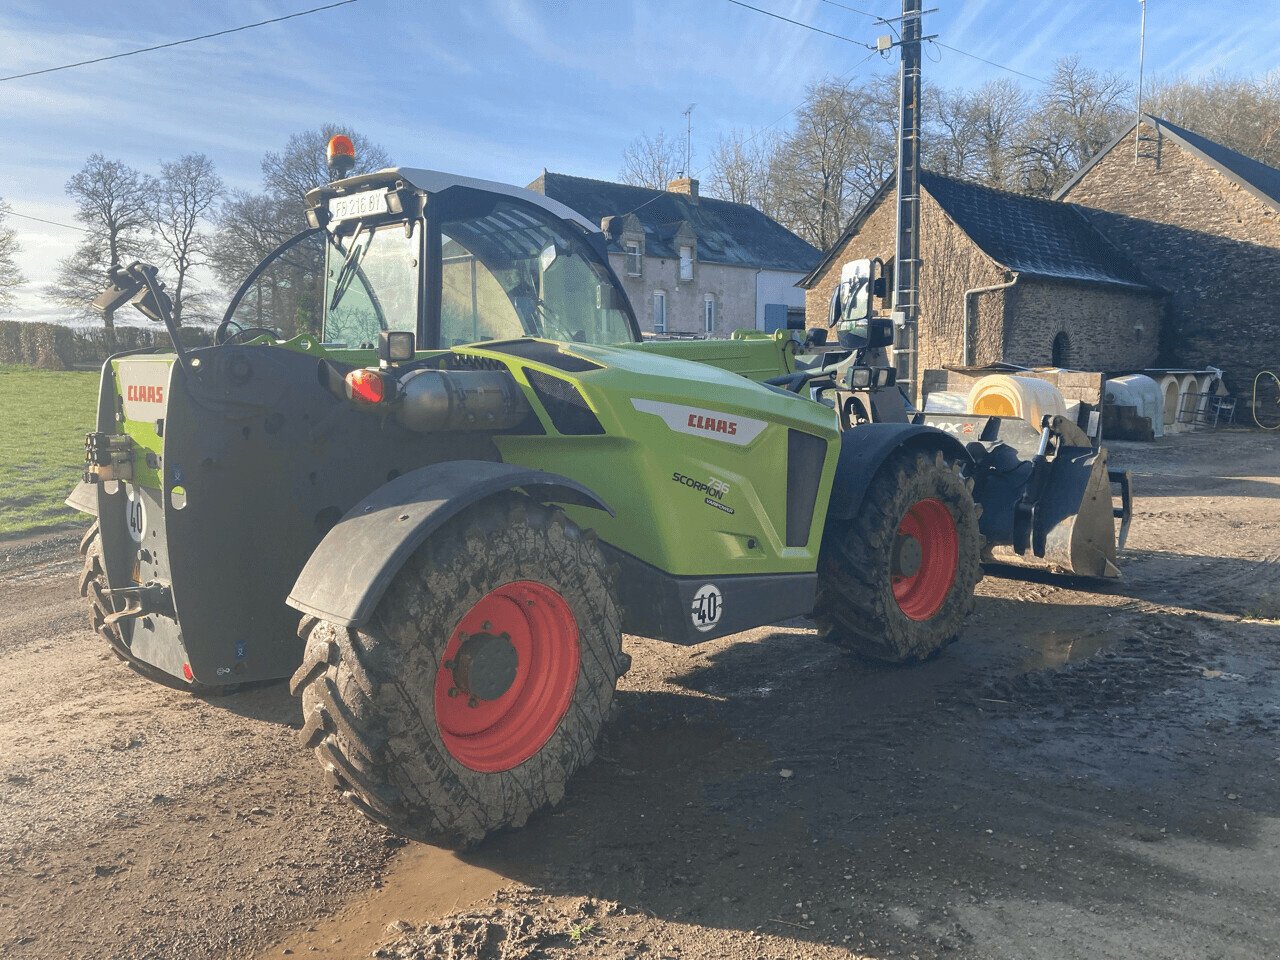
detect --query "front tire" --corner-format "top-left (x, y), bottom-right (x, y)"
top-left (290, 494), bottom-right (625, 847)
top-left (814, 449), bottom-right (982, 662)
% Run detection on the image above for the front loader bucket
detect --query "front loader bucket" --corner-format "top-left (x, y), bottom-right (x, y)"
top-left (1036, 447), bottom-right (1123, 578)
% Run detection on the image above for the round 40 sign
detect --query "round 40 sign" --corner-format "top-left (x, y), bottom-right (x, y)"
top-left (125, 484), bottom-right (146, 543)
top-left (691, 583), bottom-right (723, 633)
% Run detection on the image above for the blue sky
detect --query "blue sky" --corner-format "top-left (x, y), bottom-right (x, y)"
top-left (3, 0), bottom-right (1279, 321)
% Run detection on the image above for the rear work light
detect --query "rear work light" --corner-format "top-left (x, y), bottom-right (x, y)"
top-left (345, 368), bottom-right (387, 405)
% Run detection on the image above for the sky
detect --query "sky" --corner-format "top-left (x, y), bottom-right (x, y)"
top-left (2, 0), bottom-right (1279, 323)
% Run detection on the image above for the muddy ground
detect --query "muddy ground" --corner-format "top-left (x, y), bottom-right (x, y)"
top-left (1, 428), bottom-right (1277, 960)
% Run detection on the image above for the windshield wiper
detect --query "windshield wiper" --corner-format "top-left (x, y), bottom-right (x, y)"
top-left (328, 223), bottom-right (368, 311)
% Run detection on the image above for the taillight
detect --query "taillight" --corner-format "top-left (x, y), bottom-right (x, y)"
top-left (345, 368), bottom-right (386, 404)
top-left (182, 662), bottom-right (194, 682)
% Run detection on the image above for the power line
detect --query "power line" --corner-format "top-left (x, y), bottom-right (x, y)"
top-left (6, 210), bottom-right (90, 232)
top-left (930, 40), bottom-right (1048, 85)
top-left (723, 0), bottom-right (875, 50)
top-left (0, 0), bottom-right (359, 83)
top-left (814, 0), bottom-right (885, 21)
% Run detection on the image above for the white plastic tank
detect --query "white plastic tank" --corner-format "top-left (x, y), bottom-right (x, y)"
top-left (1158, 374), bottom-right (1183, 432)
top-left (1106, 374), bottom-right (1164, 437)
top-left (966, 375), bottom-right (1068, 427)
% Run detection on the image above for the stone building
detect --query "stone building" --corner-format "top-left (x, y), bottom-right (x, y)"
top-left (528, 172), bottom-right (819, 336)
top-left (801, 171), bottom-right (1163, 382)
top-left (1058, 115), bottom-right (1280, 393)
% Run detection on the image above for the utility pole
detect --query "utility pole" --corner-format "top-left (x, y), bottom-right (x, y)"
top-left (892, 0), bottom-right (923, 400)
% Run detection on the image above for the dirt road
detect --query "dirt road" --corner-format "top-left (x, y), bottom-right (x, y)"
top-left (1, 429), bottom-right (1278, 959)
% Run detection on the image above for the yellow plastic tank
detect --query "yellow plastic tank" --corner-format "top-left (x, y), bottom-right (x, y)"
top-left (966, 374), bottom-right (1068, 427)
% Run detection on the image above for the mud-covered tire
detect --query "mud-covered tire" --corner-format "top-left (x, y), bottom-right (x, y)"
top-left (290, 494), bottom-right (625, 848)
top-left (78, 522), bottom-right (135, 663)
top-left (814, 449), bottom-right (982, 662)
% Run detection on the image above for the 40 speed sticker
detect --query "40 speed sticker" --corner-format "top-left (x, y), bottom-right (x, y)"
top-left (125, 484), bottom-right (147, 543)
top-left (691, 583), bottom-right (723, 632)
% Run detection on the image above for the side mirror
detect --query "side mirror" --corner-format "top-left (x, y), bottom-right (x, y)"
top-left (804, 327), bottom-right (828, 348)
top-left (838, 317), bottom-right (894, 350)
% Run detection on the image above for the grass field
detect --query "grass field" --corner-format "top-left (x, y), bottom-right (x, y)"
top-left (0, 363), bottom-right (98, 537)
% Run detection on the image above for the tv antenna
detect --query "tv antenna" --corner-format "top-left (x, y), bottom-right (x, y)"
top-left (682, 103), bottom-right (696, 178)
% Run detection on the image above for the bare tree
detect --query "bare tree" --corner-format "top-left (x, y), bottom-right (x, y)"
top-left (212, 126), bottom-right (389, 337)
top-left (707, 129), bottom-right (779, 215)
top-left (47, 155), bottom-right (151, 345)
top-left (0, 199), bottom-right (24, 312)
top-left (1147, 70), bottom-right (1280, 165)
top-left (769, 76), bottom-right (898, 251)
top-left (261, 124), bottom-right (392, 207)
top-left (620, 130), bottom-right (683, 189)
top-left (1018, 56), bottom-right (1132, 195)
top-left (150, 153), bottom-right (224, 325)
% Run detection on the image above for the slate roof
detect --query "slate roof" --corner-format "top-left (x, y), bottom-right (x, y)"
top-left (527, 171), bottom-right (821, 273)
top-left (1056, 114), bottom-right (1280, 214)
top-left (922, 171), bottom-right (1157, 291)
top-left (801, 171), bottom-right (1158, 293)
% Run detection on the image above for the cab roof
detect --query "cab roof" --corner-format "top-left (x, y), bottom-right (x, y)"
top-left (318, 167), bottom-right (598, 235)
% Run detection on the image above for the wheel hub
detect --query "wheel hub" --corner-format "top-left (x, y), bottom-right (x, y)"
top-left (891, 533), bottom-right (923, 578)
top-left (450, 631), bottom-right (519, 702)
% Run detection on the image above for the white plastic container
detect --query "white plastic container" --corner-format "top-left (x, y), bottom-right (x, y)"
top-left (1106, 374), bottom-right (1164, 437)
top-left (966, 375), bottom-right (1068, 427)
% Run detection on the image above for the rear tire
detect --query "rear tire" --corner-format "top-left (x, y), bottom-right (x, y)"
top-left (814, 449), bottom-right (982, 662)
top-left (78, 521), bottom-right (235, 695)
top-left (290, 494), bottom-right (625, 848)
top-left (79, 521), bottom-right (137, 664)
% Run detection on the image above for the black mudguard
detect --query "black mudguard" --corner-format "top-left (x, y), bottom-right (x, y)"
top-left (286, 461), bottom-right (612, 628)
top-left (827, 423), bottom-right (971, 522)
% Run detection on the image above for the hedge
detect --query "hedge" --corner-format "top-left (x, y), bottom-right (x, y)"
top-left (0, 321), bottom-right (214, 369)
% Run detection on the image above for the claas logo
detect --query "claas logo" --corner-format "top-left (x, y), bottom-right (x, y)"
top-left (126, 384), bottom-right (165, 404)
top-left (686, 413), bottom-right (737, 436)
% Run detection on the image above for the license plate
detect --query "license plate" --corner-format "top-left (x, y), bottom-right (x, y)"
top-left (328, 190), bottom-right (390, 223)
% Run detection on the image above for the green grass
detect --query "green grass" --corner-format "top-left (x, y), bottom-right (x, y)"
top-left (0, 363), bottom-right (99, 537)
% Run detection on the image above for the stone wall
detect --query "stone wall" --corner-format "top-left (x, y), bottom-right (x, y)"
top-left (1002, 280), bottom-right (1162, 370)
top-left (613, 254), bottom-right (762, 336)
top-left (1063, 123), bottom-right (1280, 393)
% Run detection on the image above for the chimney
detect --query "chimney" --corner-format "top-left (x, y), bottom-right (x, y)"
top-left (667, 177), bottom-right (699, 203)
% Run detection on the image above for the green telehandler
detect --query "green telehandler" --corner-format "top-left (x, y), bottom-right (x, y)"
top-left (69, 139), bottom-right (1130, 845)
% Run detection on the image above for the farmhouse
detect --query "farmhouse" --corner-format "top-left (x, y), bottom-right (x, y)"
top-left (529, 172), bottom-right (819, 336)
top-left (1058, 115), bottom-right (1280, 393)
top-left (800, 171), bottom-right (1164, 384)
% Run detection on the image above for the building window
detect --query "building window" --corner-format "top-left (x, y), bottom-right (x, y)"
top-left (1051, 331), bottom-right (1071, 368)
top-left (679, 244), bottom-right (694, 281)
top-left (653, 291), bottom-right (666, 333)
top-left (624, 240), bottom-right (642, 277)
top-left (704, 295), bottom-right (716, 334)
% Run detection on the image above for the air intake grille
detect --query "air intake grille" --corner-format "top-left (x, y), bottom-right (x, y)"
top-left (786, 430), bottom-right (827, 547)
top-left (525, 369), bottom-right (605, 436)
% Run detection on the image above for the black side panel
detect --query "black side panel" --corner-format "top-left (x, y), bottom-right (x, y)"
top-left (827, 423), bottom-right (971, 522)
top-left (785, 430), bottom-right (827, 547)
top-left (525, 368), bottom-right (606, 435)
top-left (161, 346), bottom-right (502, 684)
top-left (602, 544), bottom-right (817, 645)
top-left (288, 461), bottom-right (612, 629)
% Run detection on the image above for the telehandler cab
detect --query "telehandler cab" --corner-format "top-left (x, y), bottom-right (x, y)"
top-left (69, 138), bottom-right (1129, 845)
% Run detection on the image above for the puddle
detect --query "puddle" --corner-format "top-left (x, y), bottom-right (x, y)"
top-left (258, 842), bottom-right (505, 959)
top-left (1019, 628), bottom-right (1113, 672)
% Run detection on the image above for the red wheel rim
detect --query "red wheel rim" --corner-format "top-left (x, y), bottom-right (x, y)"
top-left (891, 498), bottom-right (958, 621)
top-left (433, 580), bottom-right (579, 773)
